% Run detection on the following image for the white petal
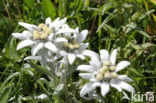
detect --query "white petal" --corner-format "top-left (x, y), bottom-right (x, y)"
top-left (118, 81), bottom-right (135, 93)
top-left (116, 61), bottom-right (130, 72)
top-left (59, 50), bottom-right (67, 56)
top-left (79, 73), bottom-right (92, 79)
top-left (55, 38), bottom-right (68, 43)
top-left (100, 49), bottom-right (109, 62)
top-left (44, 42), bottom-right (58, 53)
top-left (53, 17), bottom-right (60, 23)
top-left (77, 65), bottom-right (94, 72)
top-left (64, 32), bottom-right (72, 38)
top-left (49, 18), bottom-right (60, 28)
top-left (12, 31), bottom-right (31, 40)
top-left (83, 50), bottom-right (101, 69)
top-left (76, 30), bottom-right (88, 42)
top-left (12, 33), bottom-right (22, 38)
top-left (37, 94), bottom-right (48, 99)
top-left (89, 61), bottom-right (99, 70)
top-left (75, 43), bottom-right (88, 54)
top-left (17, 40), bottom-right (34, 50)
top-left (32, 43), bottom-right (44, 56)
top-left (45, 17), bottom-right (51, 24)
top-left (62, 24), bottom-right (69, 28)
top-left (80, 82), bottom-right (97, 97)
top-left (90, 78), bottom-right (98, 82)
top-left (110, 83), bottom-right (122, 92)
top-left (56, 28), bottom-right (75, 34)
top-left (117, 75), bottom-right (133, 82)
top-left (83, 50), bottom-right (99, 61)
top-left (24, 56), bottom-right (41, 60)
top-left (68, 53), bottom-right (76, 64)
top-left (110, 49), bottom-right (117, 65)
top-left (76, 54), bottom-right (85, 60)
top-left (58, 17), bottom-right (67, 26)
top-left (101, 82), bottom-right (110, 96)
top-left (93, 82), bottom-right (101, 87)
top-left (75, 27), bottom-right (79, 33)
top-left (18, 22), bottom-right (37, 31)
top-left (48, 33), bottom-right (54, 41)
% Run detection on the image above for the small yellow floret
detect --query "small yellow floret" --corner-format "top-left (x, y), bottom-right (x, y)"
top-left (33, 33), bottom-right (40, 40)
top-left (104, 60), bottom-right (111, 66)
top-left (33, 30), bottom-right (40, 39)
top-left (74, 44), bottom-right (80, 49)
top-left (104, 72), bottom-right (111, 79)
top-left (43, 25), bottom-right (48, 31)
top-left (40, 33), bottom-right (47, 39)
top-left (96, 74), bottom-right (103, 80)
top-left (102, 65), bottom-right (108, 71)
top-left (98, 69), bottom-right (105, 75)
top-left (111, 72), bottom-right (118, 78)
top-left (63, 43), bottom-right (69, 47)
top-left (45, 29), bottom-right (52, 35)
top-left (38, 24), bottom-right (45, 29)
top-left (110, 66), bottom-right (116, 71)
top-left (33, 30), bottom-right (39, 34)
top-left (69, 44), bottom-right (75, 50)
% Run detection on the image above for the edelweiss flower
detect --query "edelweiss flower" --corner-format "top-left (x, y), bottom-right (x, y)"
top-left (55, 26), bottom-right (89, 64)
top-left (77, 49), bottom-right (135, 98)
top-left (12, 17), bottom-right (67, 56)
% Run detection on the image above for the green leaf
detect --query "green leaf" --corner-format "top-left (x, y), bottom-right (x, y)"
top-left (102, 24), bottom-right (119, 37)
top-left (0, 84), bottom-right (13, 103)
top-left (0, 72), bottom-right (19, 94)
top-left (9, 37), bottom-right (20, 61)
top-left (29, 62), bottom-right (57, 79)
top-left (136, 30), bottom-right (151, 38)
top-left (138, 9), bottom-right (155, 20)
top-left (84, 0), bottom-right (89, 8)
top-left (126, 24), bottom-right (151, 38)
top-left (129, 67), bottom-right (143, 77)
top-left (141, 43), bottom-right (154, 49)
top-left (136, 0), bottom-right (143, 3)
top-left (76, 0), bottom-right (84, 11)
top-left (24, 0), bottom-right (35, 8)
top-left (54, 83), bottom-right (65, 95)
top-left (101, 2), bottom-right (112, 15)
top-left (97, 12), bottom-right (117, 32)
top-left (41, 0), bottom-right (56, 19)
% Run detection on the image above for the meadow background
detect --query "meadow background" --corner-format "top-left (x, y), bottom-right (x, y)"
top-left (0, 0), bottom-right (156, 102)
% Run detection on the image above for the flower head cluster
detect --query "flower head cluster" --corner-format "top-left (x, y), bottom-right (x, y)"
top-left (12, 17), bottom-right (89, 65)
top-left (77, 49), bottom-right (135, 98)
top-left (12, 17), bottom-right (67, 55)
top-left (55, 27), bottom-right (88, 64)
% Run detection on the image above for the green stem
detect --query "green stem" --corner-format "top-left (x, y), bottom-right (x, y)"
top-left (98, 15), bottom-right (102, 50)
top-left (2, 0), bottom-right (11, 20)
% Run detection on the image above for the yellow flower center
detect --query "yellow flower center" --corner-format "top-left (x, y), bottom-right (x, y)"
top-left (74, 44), bottom-right (80, 48)
top-left (33, 30), bottom-right (40, 40)
top-left (96, 60), bottom-right (118, 80)
top-left (111, 72), bottom-right (118, 78)
top-left (63, 39), bottom-right (80, 51)
top-left (110, 66), bottom-right (116, 71)
top-left (96, 74), bottom-right (103, 80)
top-left (104, 72), bottom-right (111, 79)
top-left (32, 23), bottom-right (52, 40)
top-left (104, 60), bottom-right (111, 66)
top-left (40, 33), bottom-right (48, 39)
top-left (38, 24), bottom-right (45, 29)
